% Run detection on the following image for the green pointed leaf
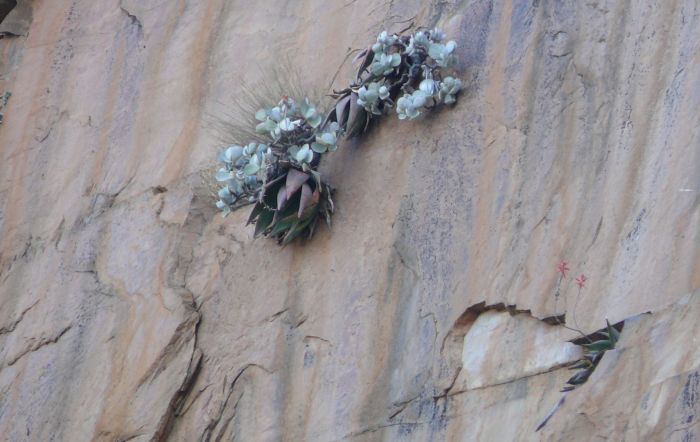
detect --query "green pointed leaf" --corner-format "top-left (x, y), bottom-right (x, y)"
top-left (247, 202), bottom-right (264, 225)
top-left (274, 184), bottom-right (303, 227)
top-left (262, 183), bottom-right (281, 209)
top-left (607, 320), bottom-right (620, 346)
top-left (307, 216), bottom-right (318, 239)
top-left (269, 217), bottom-right (297, 237)
top-left (566, 369), bottom-right (592, 385)
top-left (282, 210), bottom-right (318, 245)
top-left (583, 340), bottom-right (613, 353)
top-left (324, 207), bottom-right (332, 228)
top-left (254, 208), bottom-right (274, 237)
top-left (568, 359), bottom-right (593, 370)
top-left (323, 184), bottom-right (335, 213)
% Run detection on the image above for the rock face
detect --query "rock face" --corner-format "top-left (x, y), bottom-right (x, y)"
top-left (0, 0), bottom-right (698, 441)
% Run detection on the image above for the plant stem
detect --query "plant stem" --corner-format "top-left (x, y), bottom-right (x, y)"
top-left (552, 274), bottom-right (593, 343)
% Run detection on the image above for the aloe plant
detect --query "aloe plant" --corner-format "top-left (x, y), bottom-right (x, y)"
top-left (247, 169), bottom-right (334, 245)
top-left (561, 320), bottom-right (621, 392)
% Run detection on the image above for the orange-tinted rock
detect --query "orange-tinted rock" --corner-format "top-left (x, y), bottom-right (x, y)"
top-left (0, 1), bottom-right (698, 440)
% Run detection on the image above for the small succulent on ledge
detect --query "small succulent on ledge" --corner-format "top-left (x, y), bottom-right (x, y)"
top-left (214, 27), bottom-right (462, 244)
top-left (536, 262), bottom-right (624, 432)
top-left (561, 319), bottom-right (621, 392)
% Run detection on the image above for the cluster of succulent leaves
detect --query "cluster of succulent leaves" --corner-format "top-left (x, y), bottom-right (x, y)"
top-left (214, 27), bottom-right (462, 244)
top-left (562, 320), bottom-right (621, 392)
top-left (214, 95), bottom-right (338, 244)
top-left (332, 28), bottom-right (462, 132)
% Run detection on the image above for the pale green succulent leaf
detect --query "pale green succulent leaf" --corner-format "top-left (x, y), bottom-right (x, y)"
top-left (311, 142), bottom-right (327, 153)
top-left (255, 109), bottom-right (268, 121)
top-left (306, 113), bottom-right (322, 128)
top-left (216, 168), bottom-right (231, 182)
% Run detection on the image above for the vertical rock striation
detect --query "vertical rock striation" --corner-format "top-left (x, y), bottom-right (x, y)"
top-left (0, 0), bottom-right (698, 440)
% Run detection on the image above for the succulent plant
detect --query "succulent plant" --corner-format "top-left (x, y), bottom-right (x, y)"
top-left (357, 82), bottom-right (390, 115)
top-left (330, 28), bottom-right (462, 129)
top-left (438, 76), bottom-right (462, 104)
top-left (561, 320), bottom-right (621, 392)
top-left (419, 78), bottom-right (438, 97)
top-left (311, 122), bottom-right (340, 153)
top-left (377, 31), bottom-right (397, 46)
top-left (369, 52), bottom-right (402, 77)
top-left (430, 28), bottom-right (446, 43)
top-left (396, 90), bottom-right (430, 120)
top-left (428, 40), bottom-right (457, 68)
top-left (371, 31), bottom-right (398, 54)
top-left (300, 98), bottom-right (323, 128)
top-left (214, 92), bottom-right (341, 243)
top-left (213, 26), bottom-right (463, 244)
top-left (214, 142), bottom-right (271, 215)
top-left (405, 31), bottom-right (429, 56)
top-left (288, 144), bottom-right (314, 165)
top-left (247, 169), bottom-right (334, 245)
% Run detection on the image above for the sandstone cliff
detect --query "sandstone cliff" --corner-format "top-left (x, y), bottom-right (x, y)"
top-left (0, 1), bottom-right (698, 441)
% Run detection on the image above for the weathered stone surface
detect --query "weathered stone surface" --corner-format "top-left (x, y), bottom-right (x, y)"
top-left (0, 0), bottom-right (31, 37)
top-left (453, 309), bottom-right (581, 392)
top-left (540, 288), bottom-right (700, 441)
top-left (0, 0), bottom-right (698, 441)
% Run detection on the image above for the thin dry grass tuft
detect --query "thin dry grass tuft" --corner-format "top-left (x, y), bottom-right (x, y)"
top-left (205, 59), bottom-right (331, 148)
